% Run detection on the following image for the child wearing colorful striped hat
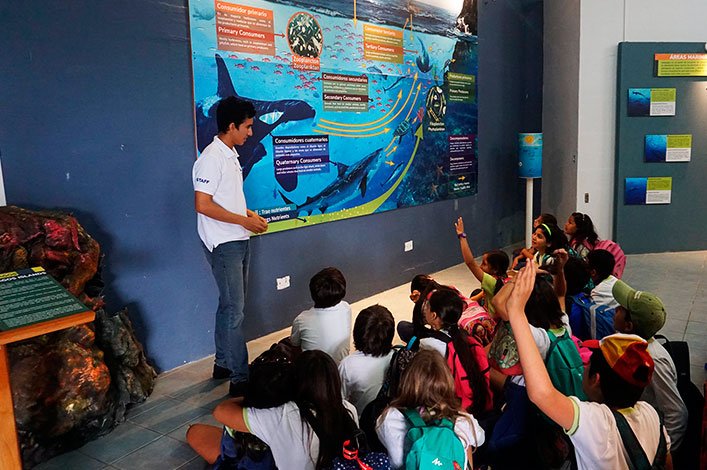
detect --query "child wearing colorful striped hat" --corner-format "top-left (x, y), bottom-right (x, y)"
top-left (504, 262), bottom-right (671, 470)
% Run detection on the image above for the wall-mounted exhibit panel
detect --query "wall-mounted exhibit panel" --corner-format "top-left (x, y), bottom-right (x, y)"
top-left (615, 42), bottom-right (707, 253)
top-left (188, 0), bottom-right (479, 233)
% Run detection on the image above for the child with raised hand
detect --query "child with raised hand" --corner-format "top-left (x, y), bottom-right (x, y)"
top-left (290, 267), bottom-right (352, 364)
top-left (339, 305), bottom-right (396, 417)
top-left (376, 349), bottom-right (485, 469)
top-left (503, 262), bottom-right (672, 470)
top-left (455, 216), bottom-right (509, 317)
top-left (564, 212), bottom-right (599, 259)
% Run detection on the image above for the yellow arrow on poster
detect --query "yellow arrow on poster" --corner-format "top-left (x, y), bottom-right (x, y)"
top-left (386, 145), bottom-right (397, 157)
top-left (319, 90), bottom-right (403, 128)
top-left (313, 127), bottom-right (390, 138)
top-left (265, 126), bottom-right (424, 233)
top-left (357, 124), bottom-right (424, 213)
top-left (353, 0), bottom-right (357, 27)
top-left (315, 75), bottom-right (419, 133)
top-left (384, 136), bottom-right (396, 152)
top-left (404, 84), bottom-right (421, 120)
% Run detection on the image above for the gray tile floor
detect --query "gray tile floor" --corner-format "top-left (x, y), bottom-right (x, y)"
top-left (36, 252), bottom-right (707, 469)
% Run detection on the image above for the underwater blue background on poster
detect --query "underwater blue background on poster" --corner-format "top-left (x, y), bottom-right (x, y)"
top-left (189, 0), bottom-right (479, 232)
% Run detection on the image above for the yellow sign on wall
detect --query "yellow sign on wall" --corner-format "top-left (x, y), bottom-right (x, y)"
top-left (655, 53), bottom-right (707, 77)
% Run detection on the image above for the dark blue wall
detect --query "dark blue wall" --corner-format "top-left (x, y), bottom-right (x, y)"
top-left (0, 0), bottom-right (542, 371)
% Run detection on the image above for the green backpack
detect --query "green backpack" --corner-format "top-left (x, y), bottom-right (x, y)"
top-left (545, 329), bottom-right (587, 401)
top-left (402, 409), bottom-right (466, 470)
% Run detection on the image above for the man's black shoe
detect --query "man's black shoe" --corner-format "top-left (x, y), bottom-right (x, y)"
top-left (212, 364), bottom-right (232, 380)
top-left (229, 380), bottom-right (248, 398)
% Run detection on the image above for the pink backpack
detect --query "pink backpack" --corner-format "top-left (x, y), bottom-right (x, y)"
top-left (447, 333), bottom-right (494, 413)
top-left (584, 239), bottom-right (626, 278)
top-left (458, 299), bottom-right (496, 346)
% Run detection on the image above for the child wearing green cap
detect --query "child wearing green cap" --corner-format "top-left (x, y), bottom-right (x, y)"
top-left (501, 262), bottom-right (672, 470)
top-left (612, 279), bottom-right (687, 454)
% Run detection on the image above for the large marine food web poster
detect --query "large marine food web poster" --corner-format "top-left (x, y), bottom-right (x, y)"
top-left (189, 0), bottom-right (478, 233)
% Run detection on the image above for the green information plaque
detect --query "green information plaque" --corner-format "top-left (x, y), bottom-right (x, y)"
top-left (0, 267), bottom-right (89, 331)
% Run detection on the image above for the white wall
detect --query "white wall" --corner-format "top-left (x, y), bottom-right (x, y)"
top-left (547, 0), bottom-right (707, 238)
top-left (576, 0), bottom-right (624, 238)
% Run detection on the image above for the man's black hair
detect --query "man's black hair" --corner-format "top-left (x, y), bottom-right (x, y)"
top-left (216, 96), bottom-right (256, 134)
top-left (310, 267), bottom-right (346, 308)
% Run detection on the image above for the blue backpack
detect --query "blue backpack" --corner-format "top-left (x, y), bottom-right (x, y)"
top-left (567, 293), bottom-right (615, 341)
top-left (402, 409), bottom-right (466, 470)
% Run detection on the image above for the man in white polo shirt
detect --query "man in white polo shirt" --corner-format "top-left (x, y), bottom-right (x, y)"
top-left (192, 96), bottom-right (268, 397)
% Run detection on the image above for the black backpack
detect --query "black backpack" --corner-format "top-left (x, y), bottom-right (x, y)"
top-left (654, 335), bottom-right (704, 469)
top-left (359, 338), bottom-right (420, 451)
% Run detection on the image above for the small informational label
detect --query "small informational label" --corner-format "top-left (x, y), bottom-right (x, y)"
top-left (450, 177), bottom-right (473, 194)
top-left (650, 88), bottom-right (677, 116)
top-left (273, 135), bottom-right (330, 176)
top-left (624, 177), bottom-right (672, 205)
top-left (448, 134), bottom-right (475, 174)
top-left (215, 2), bottom-right (275, 56)
top-left (627, 88), bottom-right (676, 117)
top-left (645, 134), bottom-right (692, 162)
top-left (322, 73), bottom-right (369, 112)
top-left (646, 177), bottom-right (672, 204)
top-left (655, 53), bottom-right (707, 77)
top-left (0, 268), bottom-right (89, 331)
top-left (363, 24), bottom-right (403, 63)
top-left (447, 72), bottom-right (475, 103)
top-left (256, 205), bottom-right (296, 223)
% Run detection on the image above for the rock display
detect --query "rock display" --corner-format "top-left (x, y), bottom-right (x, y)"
top-left (0, 206), bottom-right (156, 468)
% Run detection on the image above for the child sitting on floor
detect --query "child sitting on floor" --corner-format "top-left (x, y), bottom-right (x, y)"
top-left (612, 280), bottom-right (687, 456)
top-left (587, 249), bottom-right (620, 309)
top-left (454, 216), bottom-right (509, 317)
top-left (339, 305), bottom-right (396, 417)
top-left (504, 262), bottom-right (671, 470)
top-left (512, 213), bottom-right (558, 269)
top-left (420, 287), bottom-right (494, 417)
top-left (290, 267), bottom-right (352, 364)
top-left (376, 349), bottom-right (485, 469)
top-left (187, 350), bottom-right (359, 470)
top-left (564, 212), bottom-right (599, 259)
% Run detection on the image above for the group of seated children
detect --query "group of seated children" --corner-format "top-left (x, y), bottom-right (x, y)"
top-left (187, 212), bottom-right (689, 470)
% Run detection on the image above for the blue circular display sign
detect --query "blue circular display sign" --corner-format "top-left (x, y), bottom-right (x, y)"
top-left (518, 133), bottom-right (542, 178)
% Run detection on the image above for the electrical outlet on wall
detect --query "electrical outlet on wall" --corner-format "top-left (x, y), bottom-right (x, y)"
top-left (404, 240), bottom-right (413, 252)
top-left (276, 276), bottom-right (290, 290)
top-left (585, 193), bottom-right (590, 203)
